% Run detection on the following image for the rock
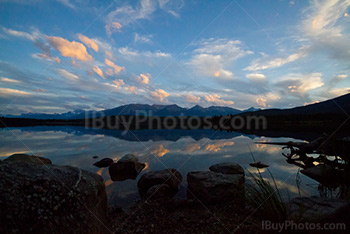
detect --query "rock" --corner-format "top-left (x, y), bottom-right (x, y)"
top-left (92, 155), bottom-right (99, 159)
top-left (4, 154), bottom-right (52, 165)
top-left (109, 154), bottom-right (145, 181)
top-left (145, 184), bottom-right (174, 200)
top-left (137, 169), bottom-right (182, 198)
top-left (288, 196), bottom-right (350, 223)
top-left (187, 171), bottom-right (244, 204)
top-left (301, 164), bottom-right (341, 187)
top-left (0, 161), bottom-right (109, 233)
top-left (93, 158), bottom-right (114, 168)
top-left (117, 154), bottom-right (139, 163)
top-left (209, 162), bottom-right (244, 175)
top-left (249, 161), bottom-right (269, 168)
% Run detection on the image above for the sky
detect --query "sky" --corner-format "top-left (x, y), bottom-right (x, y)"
top-left (0, 0), bottom-right (349, 115)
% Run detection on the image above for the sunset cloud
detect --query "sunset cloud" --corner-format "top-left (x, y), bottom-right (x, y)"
top-left (204, 141), bottom-right (234, 152)
top-left (1, 77), bottom-right (22, 83)
top-left (125, 86), bottom-right (138, 94)
top-left (256, 97), bottom-right (267, 108)
top-left (185, 94), bottom-right (200, 103)
top-left (151, 144), bottom-right (170, 157)
top-left (93, 67), bottom-right (105, 79)
top-left (151, 89), bottom-right (170, 102)
top-left (77, 33), bottom-right (99, 52)
top-left (113, 79), bottom-right (125, 88)
top-left (136, 73), bottom-right (150, 84)
top-left (204, 94), bottom-right (234, 106)
top-left (0, 87), bottom-right (30, 96)
top-left (47, 36), bottom-right (93, 62)
top-left (105, 59), bottom-right (125, 75)
top-left (276, 73), bottom-right (324, 97)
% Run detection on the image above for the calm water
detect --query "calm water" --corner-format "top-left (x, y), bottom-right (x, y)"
top-left (0, 126), bottom-right (322, 207)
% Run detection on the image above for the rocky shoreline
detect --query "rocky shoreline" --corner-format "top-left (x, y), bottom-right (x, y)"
top-left (1, 154), bottom-right (349, 233)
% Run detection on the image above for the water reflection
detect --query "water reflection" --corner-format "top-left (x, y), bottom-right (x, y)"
top-left (0, 126), bottom-right (329, 207)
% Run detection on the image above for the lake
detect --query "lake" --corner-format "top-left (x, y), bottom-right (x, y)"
top-left (0, 126), bottom-right (326, 208)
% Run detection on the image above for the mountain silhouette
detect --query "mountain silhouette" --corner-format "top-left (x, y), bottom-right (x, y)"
top-left (5, 104), bottom-right (254, 119)
top-left (242, 93), bottom-right (350, 117)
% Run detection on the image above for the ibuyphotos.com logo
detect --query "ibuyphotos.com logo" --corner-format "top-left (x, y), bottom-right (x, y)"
top-left (262, 220), bottom-right (346, 232)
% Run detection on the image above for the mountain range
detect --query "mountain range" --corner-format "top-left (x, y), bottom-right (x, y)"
top-left (5, 104), bottom-right (261, 119)
top-left (5, 93), bottom-right (350, 120)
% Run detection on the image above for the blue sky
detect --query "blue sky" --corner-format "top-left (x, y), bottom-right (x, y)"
top-left (0, 0), bottom-right (349, 114)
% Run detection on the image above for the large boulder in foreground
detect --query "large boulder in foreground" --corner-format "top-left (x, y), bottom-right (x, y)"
top-left (0, 161), bottom-right (109, 234)
top-left (109, 154), bottom-right (145, 181)
top-left (187, 171), bottom-right (244, 204)
top-left (4, 154), bottom-right (52, 165)
top-left (138, 169), bottom-right (182, 199)
top-left (288, 196), bottom-right (350, 224)
top-left (209, 162), bottom-right (244, 175)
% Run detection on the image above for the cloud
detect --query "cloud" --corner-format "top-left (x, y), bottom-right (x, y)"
top-left (118, 47), bottom-right (171, 58)
top-left (301, 0), bottom-right (350, 61)
top-left (328, 87), bottom-right (350, 97)
top-left (105, 22), bottom-right (122, 36)
top-left (93, 67), bottom-right (105, 79)
top-left (204, 141), bottom-right (234, 152)
top-left (105, 68), bottom-right (114, 76)
top-left (1, 77), bottom-right (22, 83)
top-left (77, 34), bottom-right (99, 52)
top-left (1, 27), bottom-right (38, 41)
top-left (245, 1), bottom-right (350, 72)
top-left (246, 73), bottom-right (267, 82)
top-left (329, 74), bottom-right (347, 86)
top-left (151, 144), bottom-right (170, 157)
top-left (0, 87), bottom-right (30, 96)
top-left (244, 47), bottom-right (308, 71)
top-left (57, 68), bottom-right (79, 80)
top-left (125, 86), bottom-right (138, 94)
top-left (204, 94), bottom-right (234, 106)
top-left (134, 33), bottom-right (153, 43)
top-left (47, 36), bottom-right (93, 62)
top-left (34, 89), bottom-right (45, 93)
top-left (275, 73), bottom-right (324, 97)
top-left (190, 38), bottom-right (253, 79)
top-left (57, 0), bottom-right (75, 9)
top-left (136, 73), bottom-right (150, 84)
top-left (255, 93), bottom-right (281, 108)
top-left (106, 0), bottom-right (182, 27)
top-left (151, 88), bottom-right (169, 101)
top-left (185, 94), bottom-right (200, 103)
top-left (105, 59), bottom-right (125, 75)
top-left (32, 53), bottom-right (61, 63)
top-left (256, 97), bottom-right (267, 108)
top-left (113, 79), bottom-right (125, 88)
top-left (185, 143), bottom-right (200, 153)
top-left (105, 51), bottom-right (114, 59)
